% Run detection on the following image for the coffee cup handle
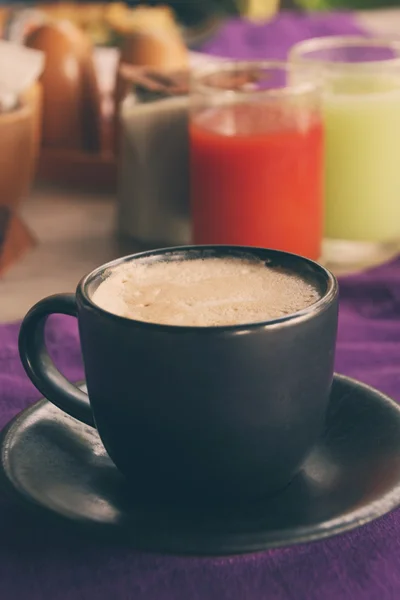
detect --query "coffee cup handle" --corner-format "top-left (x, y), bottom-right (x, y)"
top-left (18, 294), bottom-right (94, 427)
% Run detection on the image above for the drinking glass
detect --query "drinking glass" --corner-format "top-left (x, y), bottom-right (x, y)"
top-left (189, 61), bottom-right (324, 261)
top-left (290, 37), bottom-right (400, 271)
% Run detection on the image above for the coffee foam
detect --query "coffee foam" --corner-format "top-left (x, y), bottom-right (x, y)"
top-left (91, 257), bottom-right (320, 327)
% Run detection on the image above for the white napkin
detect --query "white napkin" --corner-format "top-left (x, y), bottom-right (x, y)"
top-left (0, 40), bottom-right (44, 111)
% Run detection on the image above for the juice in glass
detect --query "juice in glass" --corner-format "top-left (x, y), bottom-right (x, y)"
top-left (324, 73), bottom-right (400, 241)
top-left (190, 63), bottom-right (324, 261)
top-left (290, 37), bottom-right (400, 267)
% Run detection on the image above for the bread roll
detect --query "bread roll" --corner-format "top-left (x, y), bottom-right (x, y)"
top-left (26, 22), bottom-right (102, 152)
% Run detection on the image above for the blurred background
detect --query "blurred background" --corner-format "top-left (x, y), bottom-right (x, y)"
top-left (0, 0), bottom-right (400, 322)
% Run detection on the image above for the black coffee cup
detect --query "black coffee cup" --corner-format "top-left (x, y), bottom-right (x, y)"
top-left (19, 246), bottom-right (338, 505)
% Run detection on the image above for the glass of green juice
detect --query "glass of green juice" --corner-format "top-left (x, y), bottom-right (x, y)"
top-left (290, 37), bottom-right (400, 272)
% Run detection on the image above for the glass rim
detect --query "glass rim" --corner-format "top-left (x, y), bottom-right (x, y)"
top-left (191, 59), bottom-right (319, 99)
top-left (289, 35), bottom-right (400, 68)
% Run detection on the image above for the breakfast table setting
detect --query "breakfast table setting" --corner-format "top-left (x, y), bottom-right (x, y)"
top-left (1, 255), bottom-right (400, 600)
top-left (2, 5), bottom-right (400, 600)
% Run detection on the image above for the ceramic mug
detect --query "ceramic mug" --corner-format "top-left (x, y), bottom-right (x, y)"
top-left (19, 246), bottom-right (338, 505)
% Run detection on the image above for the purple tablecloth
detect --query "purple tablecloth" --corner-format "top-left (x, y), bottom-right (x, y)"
top-left (201, 10), bottom-right (364, 59)
top-left (3, 11), bottom-right (399, 600)
top-left (3, 257), bottom-right (400, 600)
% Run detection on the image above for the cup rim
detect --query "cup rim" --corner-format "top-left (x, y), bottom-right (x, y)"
top-left (77, 245), bottom-right (338, 334)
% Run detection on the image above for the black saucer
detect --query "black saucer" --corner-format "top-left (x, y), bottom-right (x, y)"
top-left (1, 374), bottom-right (400, 556)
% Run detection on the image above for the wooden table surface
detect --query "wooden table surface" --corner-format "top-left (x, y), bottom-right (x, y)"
top-left (0, 186), bottom-right (122, 323)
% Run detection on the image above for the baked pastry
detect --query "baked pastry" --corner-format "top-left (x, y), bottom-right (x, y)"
top-left (26, 22), bottom-right (102, 152)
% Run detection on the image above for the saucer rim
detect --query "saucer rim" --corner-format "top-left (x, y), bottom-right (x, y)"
top-left (1, 373), bottom-right (400, 556)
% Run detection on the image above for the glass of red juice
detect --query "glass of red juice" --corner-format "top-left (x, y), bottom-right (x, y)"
top-left (189, 61), bottom-right (324, 260)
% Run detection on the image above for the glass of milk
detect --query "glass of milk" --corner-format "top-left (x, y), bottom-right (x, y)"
top-left (290, 37), bottom-right (400, 272)
top-left (118, 89), bottom-right (190, 248)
